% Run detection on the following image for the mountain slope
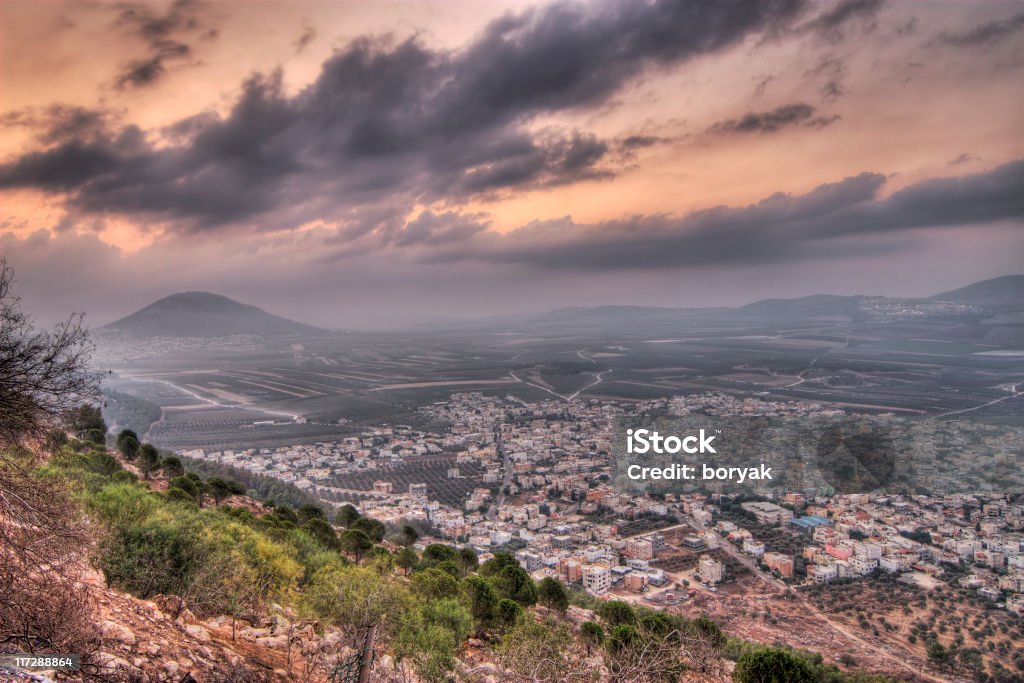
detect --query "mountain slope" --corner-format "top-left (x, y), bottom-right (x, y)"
top-left (736, 294), bottom-right (865, 319)
top-left (931, 274), bottom-right (1024, 307)
top-left (103, 291), bottom-right (324, 337)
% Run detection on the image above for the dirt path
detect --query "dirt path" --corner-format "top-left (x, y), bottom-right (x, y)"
top-left (938, 382), bottom-right (1022, 417)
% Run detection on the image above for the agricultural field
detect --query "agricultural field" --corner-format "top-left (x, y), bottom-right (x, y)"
top-left (96, 305), bottom-right (1024, 452)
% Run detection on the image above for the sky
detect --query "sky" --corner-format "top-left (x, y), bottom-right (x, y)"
top-left (1, 0), bottom-right (1022, 328)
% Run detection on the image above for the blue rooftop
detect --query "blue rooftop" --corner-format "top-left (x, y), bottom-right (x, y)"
top-left (791, 515), bottom-right (831, 528)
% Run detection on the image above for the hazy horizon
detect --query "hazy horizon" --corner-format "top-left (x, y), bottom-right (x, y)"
top-left (84, 270), bottom-right (1022, 332)
top-left (2, 0), bottom-right (1023, 328)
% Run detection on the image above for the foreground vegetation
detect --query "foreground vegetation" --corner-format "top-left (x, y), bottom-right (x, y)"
top-left (0, 411), bottom-right (911, 683)
top-left (1, 411), bottom-right (904, 682)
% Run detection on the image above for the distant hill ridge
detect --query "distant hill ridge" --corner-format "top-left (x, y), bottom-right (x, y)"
top-left (103, 291), bottom-right (323, 337)
top-left (531, 274), bottom-right (1023, 323)
top-left (735, 294), bottom-right (865, 318)
top-left (109, 274), bottom-right (1023, 336)
top-left (931, 274), bottom-right (1024, 306)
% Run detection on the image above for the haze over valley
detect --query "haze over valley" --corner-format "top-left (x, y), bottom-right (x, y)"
top-left (97, 274), bottom-right (1024, 452)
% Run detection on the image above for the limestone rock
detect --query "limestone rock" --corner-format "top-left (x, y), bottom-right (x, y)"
top-left (256, 634), bottom-right (288, 649)
top-left (99, 620), bottom-right (137, 646)
top-left (183, 624), bottom-right (211, 643)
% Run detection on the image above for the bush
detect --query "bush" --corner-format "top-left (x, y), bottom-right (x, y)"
top-left (97, 513), bottom-right (208, 599)
top-left (412, 567), bottom-right (461, 600)
top-left (537, 577), bottom-right (569, 612)
top-left (733, 647), bottom-right (815, 683)
top-left (496, 617), bottom-right (587, 682)
top-left (599, 600), bottom-right (637, 627)
top-left (423, 543), bottom-right (458, 565)
top-left (337, 504), bottom-right (361, 527)
top-left (111, 469), bottom-right (137, 484)
top-left (463, 575), bottom-right (499, 630)
top-left (456, 547), bottom-right (479, 573)
top-left (166, 487), bottom-right (199, 506)
top-left (492, 564), bottom-right (537, 606)
top-left (339, 528), bottom-right (373, 562)
top-left (168, 475), bottom-right (200, 500)
top-left (580, 621), bottom-right (604, 653)
top-left (497, 598), bottom-right (523, 629)
top-left (351, 516), bottom-right (385, 542)
top-left (300, 516), bottom-right (339, 550)
top-left (302, 565), bottom-right (412, 645)
top-left (87, 482), bottom-right (158, 528)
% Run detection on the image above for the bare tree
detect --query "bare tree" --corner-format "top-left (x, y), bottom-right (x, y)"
top-left (496, 617), bottom-right (597, 683)
top-left (603, 624), bottom-right (686, 683)
top-left (681, 616), bottom-right (726, 675)
top-left (0, 257), bottom-right (100, 448)
top-left (1, 260), bottom-right (104, 675)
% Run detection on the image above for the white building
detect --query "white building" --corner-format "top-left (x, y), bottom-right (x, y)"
top-left (743, 539), bottom-right (766, 558)
top-left (808, 563), bottom-right (838, 584)
top-left (699, 556), bottom-right (724, 585)
top-left (582, 565), bottom-right (612, 594)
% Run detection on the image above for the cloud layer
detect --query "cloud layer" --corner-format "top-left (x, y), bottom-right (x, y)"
top-left (1, 0), bottom-right (813, 235)
top-left (414, 160), bottom-right (1024, 270)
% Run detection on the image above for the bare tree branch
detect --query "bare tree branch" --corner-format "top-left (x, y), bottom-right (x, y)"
top-left (0, 257), bottom-right (100, 448)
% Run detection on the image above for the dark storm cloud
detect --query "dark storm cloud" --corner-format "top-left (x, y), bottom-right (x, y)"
top-left (430, 0), bottom-right (806, 132)
top-left (113, 0), bottom-right (215, 89)
top-left (0, 0), bottom-right (810, 233)
top-left (4, 162), bottom-right (1020, 328)
top-left (708, 103), bottom-right (839, 134)
top-left (937, 12), bottom-right (1024, 47)
top-left (117, 56), bottom-right (173, 89)
top-left (0, 125), bottom-right (148, 193)
top-left (421, 160), bottom-right (1024, 270)
top-left (818, 159), bottom-right (1024, 238)
top-left (0, 105), bottom-right (116, 146)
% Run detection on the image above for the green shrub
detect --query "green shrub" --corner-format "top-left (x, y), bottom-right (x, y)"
top-left (599, 600), bottom-right (637, 627)
top-left (733, 647), bottom-right (815, 683)
top-left (97, 513), bottom-right (208, 599)
top-left (537, 577), bottom-right (569, 612)
top-left (87, 482), bottom-right (157, 528)
top-left (412, 567), bottom-right (461, 600)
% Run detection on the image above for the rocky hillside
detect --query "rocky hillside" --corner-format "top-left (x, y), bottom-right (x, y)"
top-left (0, 358), bottom-right (975, 683)
top-left (2, 421), bottom-right (906, 683)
